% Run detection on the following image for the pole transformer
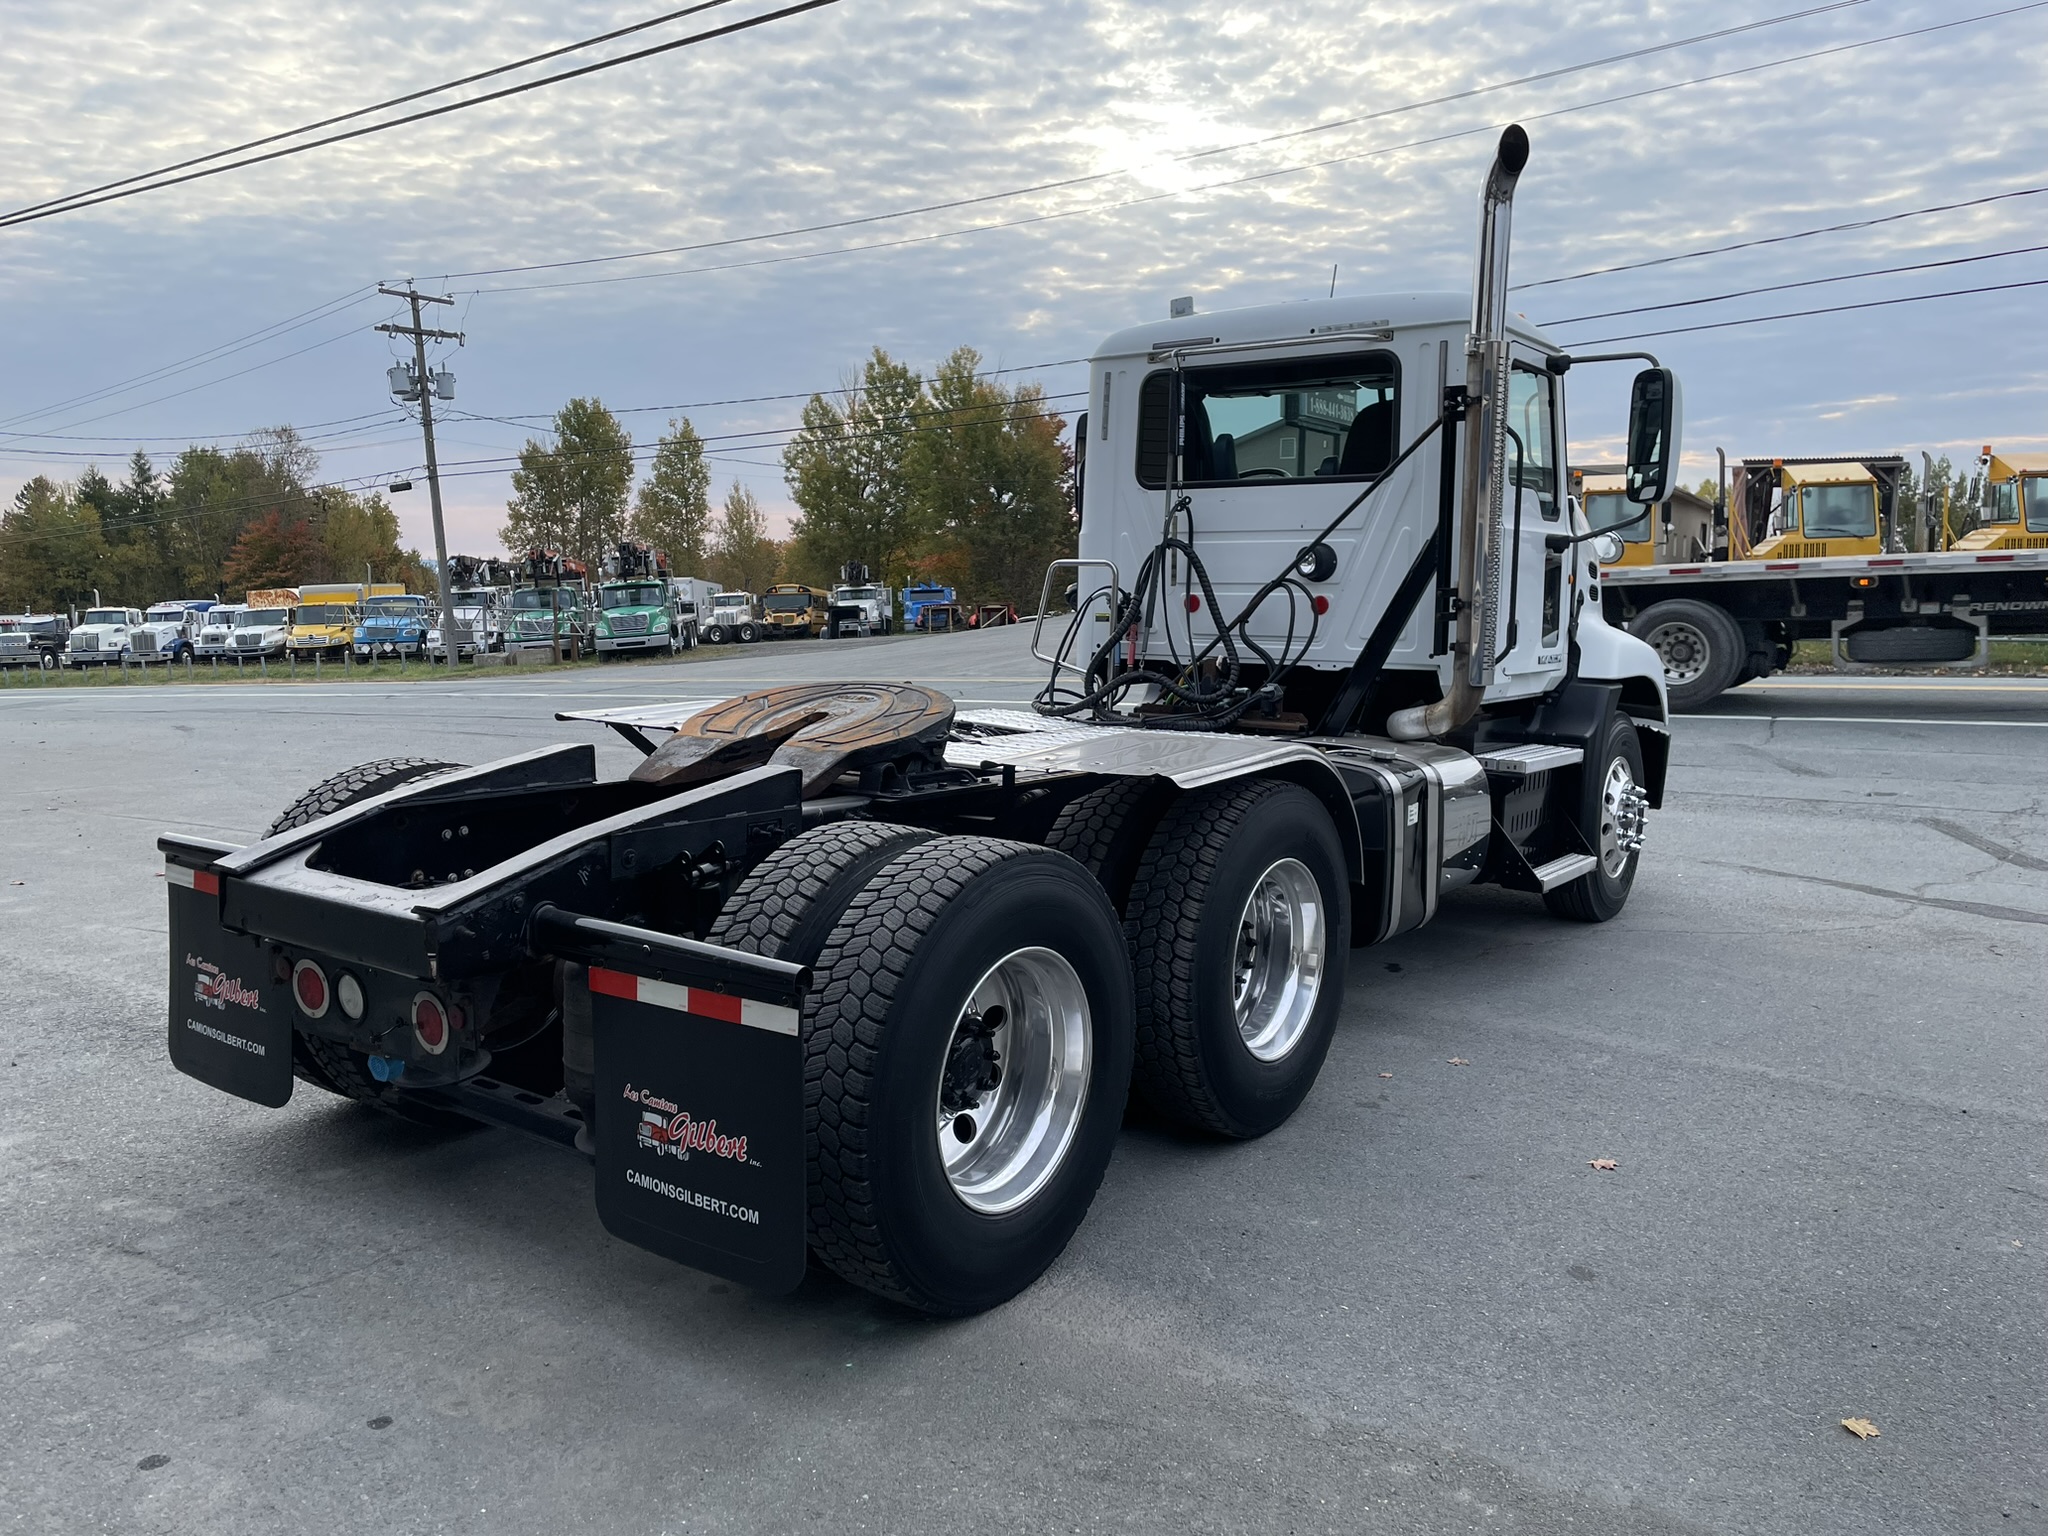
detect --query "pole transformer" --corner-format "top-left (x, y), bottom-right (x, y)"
top-left (376, 286), bottom-right (465, 655)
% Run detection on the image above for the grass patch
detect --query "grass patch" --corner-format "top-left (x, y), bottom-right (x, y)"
top-left (1787, 638), bottom-right (2048, 676)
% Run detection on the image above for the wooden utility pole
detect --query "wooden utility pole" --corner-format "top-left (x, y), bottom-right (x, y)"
top-left (376, 285), bottom-right (465, 653)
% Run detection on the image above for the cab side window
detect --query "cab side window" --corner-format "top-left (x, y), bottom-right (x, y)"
top-left (1507, 366), bottom-right (1561, 521)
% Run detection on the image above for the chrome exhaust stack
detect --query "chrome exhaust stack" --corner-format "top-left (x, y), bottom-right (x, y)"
top-left (1388, 123), bottom-right (1529, 742)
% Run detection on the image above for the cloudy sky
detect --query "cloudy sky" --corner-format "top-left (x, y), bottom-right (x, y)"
top-left (2, 0), bottom-right (2043, 560)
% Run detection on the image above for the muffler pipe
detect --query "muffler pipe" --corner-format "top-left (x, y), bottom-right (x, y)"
top-left (1389, 124), bottom-right (1529, 742)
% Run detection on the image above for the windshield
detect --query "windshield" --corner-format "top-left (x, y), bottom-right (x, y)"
top-left (1584, 491), bottom-right (1649, 542)
top-left (837, 587), bottom-right (880, 600)
top-left (146, 607), bottom-right (187, 623)
top-left (712, 594), bottom-right (747, 609)
top-left (450, 589), bottom-right (492, 606)
top-left (600, 584), bottom-right (665, 610)
top-left (204, 612), bottom-right (241, 629)
top-left (295, 604), bottom-right (352, 625)
top-left (1797, 484), bottom-right (1877, 540)
top-left (2026, 476), bottom-right (2048, 533)
top-left (363, 598), bottom-right (426, 618)
top-left (82, 609), bottom-right (127, 626)
top-left (764, 592), bottom-right (813, 611)
top-left (508, 590), bottom-right (573, 611)
top-left (9, 618), bottom-right (57, 635)
top-left (239, 609), bottom-right (287, 627)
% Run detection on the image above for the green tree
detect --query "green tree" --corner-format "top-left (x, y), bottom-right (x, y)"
top-left (630, 417), bottom-right (713, 571)
top-left (0, 477), bottom-right (110, 612)
top-left (909, 347), bottom-right (1074, 607)
top-left (708, 482), bottom-right (779, 593)
top-left (320, 489), bottom-right (432, 592)
top-left (501, 398), bottom-right (634, 571)
top-left (782, 349), bottom-right (929, 584)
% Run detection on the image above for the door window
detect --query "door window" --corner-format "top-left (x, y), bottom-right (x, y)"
top-left (1506, 366), bottom-right (1561, 521)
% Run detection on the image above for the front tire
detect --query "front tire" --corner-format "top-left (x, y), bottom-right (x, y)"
top-left (1543, 714), bottom-right (1647, 924)
top-left (737, 621), bottom-right (759, 644)
top-left (802, 837), bottom-right (1135, 1314)
top-left (1124, 780), bottom-right (1350, 1138)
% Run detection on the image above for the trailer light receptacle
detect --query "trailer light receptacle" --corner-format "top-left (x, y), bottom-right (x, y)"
top-left (412, 993), bottom-right (450, 1055)
top-left (335, 972), bottom-right (365, 1021)
top-left (292, 960), bottom-right (330, 1019)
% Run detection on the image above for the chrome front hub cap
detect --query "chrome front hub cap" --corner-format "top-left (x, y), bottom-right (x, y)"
top-left (1600, 757), bottom-right (1650, 877)
top-left (937, 947), bottom-right (1091, 1216)
top-left (1644, 620), bottom-right (1709, 685)
top-left (1231, 858), bottom-right (1327, 1063)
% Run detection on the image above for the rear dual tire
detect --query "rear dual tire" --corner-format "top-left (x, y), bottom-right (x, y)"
top-left (712, 824), bottom-right (1134, 1315)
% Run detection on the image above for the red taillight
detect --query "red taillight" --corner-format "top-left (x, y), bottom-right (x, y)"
top-left (1312, 595), bottom-right (1330, 616)
top-left (412, 993), bottom-right (449, 1055)
top-left (292, 960), bottom-right (329, 1019)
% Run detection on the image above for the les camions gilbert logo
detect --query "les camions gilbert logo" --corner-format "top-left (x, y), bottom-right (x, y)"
top-left (187, 953), bottom-right (261, 1012)
top-left (623, 1082), bottom-right (751, 1164)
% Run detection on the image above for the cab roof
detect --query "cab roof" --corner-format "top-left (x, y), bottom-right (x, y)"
top-left (1985, 450), bottom-right (2048, 478)
top-left (1090, 292), bottom-right (1559, 364)
top-left (1782, 462), bottom-right (1877, 487)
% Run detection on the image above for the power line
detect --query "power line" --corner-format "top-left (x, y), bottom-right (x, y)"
top-left (0, 0), bottom-right (844, 230)
top-left (1517, 184), bottom-right (2048, 291)
top-left (1558, 276), bottom-right (2048, 346)
top-left (2, 2), bottom-right (741, 227)
top-left (433, 0), bottom-right (1881, 283)
top-left (459, 1), bottom-right (2048, 300)
top-left (0, 288), bottom-right (378, 437)
top-left (1539, 242), bottom-right (2048, 325)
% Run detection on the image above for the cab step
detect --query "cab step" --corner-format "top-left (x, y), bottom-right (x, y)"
top-left (1529, 852), bottom-right (1597, 890)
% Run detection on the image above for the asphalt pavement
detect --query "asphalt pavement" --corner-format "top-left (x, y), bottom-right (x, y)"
top-left (2, 630), bottom-right (2042, 1535)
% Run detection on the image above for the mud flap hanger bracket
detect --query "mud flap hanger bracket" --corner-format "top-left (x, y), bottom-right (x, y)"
top-left (526, 905), bottom-right (811, 1008)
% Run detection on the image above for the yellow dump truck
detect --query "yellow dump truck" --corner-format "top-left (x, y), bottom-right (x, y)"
top-left (1577, 470), bottom-right (1715, 569)
top-left (1961, 448), bottom-right (2048, 552)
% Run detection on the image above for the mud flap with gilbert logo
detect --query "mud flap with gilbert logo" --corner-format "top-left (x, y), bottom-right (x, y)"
top-left (588, 965), bottom-right (806, 1293)
top-left (161, 840), bottom-right (293, 1107)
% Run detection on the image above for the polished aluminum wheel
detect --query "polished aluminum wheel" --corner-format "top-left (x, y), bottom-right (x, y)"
top-left (1598, 756), bottom-right (1651, 877)
top-left (1231, 857), bottom-right (1327, 1063)
top-left (936, 947), bottom-right (1092, 1216)
top-left (1643, 619), bottom-right (1710, 686)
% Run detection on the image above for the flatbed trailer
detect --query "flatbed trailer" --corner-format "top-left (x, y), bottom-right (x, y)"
top-left (160, 126), bottom-right (1690, 1317)
top-left (1600, 545), bottom-right (2048, 707)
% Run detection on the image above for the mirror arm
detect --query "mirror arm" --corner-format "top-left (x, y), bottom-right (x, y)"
top-left (1552, 348), bottom-right (1663, 370)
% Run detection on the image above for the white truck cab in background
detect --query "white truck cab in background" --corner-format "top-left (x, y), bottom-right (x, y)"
top-left (64, 606), bottom-right (145, 666)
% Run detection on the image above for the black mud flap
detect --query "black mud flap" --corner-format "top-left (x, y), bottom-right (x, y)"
top-left (164, 847), bottom-right (293, 1107)
top-left (588, 965), bottom-right (806, 1293)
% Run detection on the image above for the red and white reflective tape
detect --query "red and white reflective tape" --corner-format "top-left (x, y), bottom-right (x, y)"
top-left (165, 863), bottom-right (220, 895)
top-left (587, 966), bottom-right (797, 1036)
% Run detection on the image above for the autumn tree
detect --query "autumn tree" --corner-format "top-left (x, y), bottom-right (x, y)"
top-left (630, 417), bottom-right (712, 571)
top-left (708, 482), bottom-right (780, 593)
top-left (222, 510), bottom-right (319, 591)
top-left (501, 398), bottom-right (634, 571)
top-left (782, 349), bottom-right (930, 585)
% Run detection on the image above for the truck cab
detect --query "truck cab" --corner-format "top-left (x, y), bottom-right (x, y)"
top-left (136, 600), bottom-right (213, 662)
top-left (231, 593), bottom-right (296, 658)
top-left (594, 579), bottom-right (683, 658)
top-left (290, 584), bottom-right (365, 659)
top-left (354, 593), bottom-right (433, 659)
top-left (1963, 449), bottom-right (2048, 551)
top-left (64, 606), bottom-right (144, 665)
top-left (194, 605), bottom-right (244, 659)
top-left (503, 586), bottom-right (593, 656)
top-left (430, 588), bottom-right (505, 659)
top-left (0, 613), bottom-right (69, 669)
top-left (762, 585), bottom-right (829, 638)
top-left (703, 590), bottom-right (760, 644)
top-left (902, 583), bottom-right (955, 630)
top-left (1747, 462), bottom-right (1883, 559)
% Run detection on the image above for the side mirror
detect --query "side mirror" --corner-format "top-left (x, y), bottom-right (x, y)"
top-left (1625, 367), bottom-right (1682, 505)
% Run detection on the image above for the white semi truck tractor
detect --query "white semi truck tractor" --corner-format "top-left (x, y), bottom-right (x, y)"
top-left (158, 127), bottom-right (1673, 1317)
